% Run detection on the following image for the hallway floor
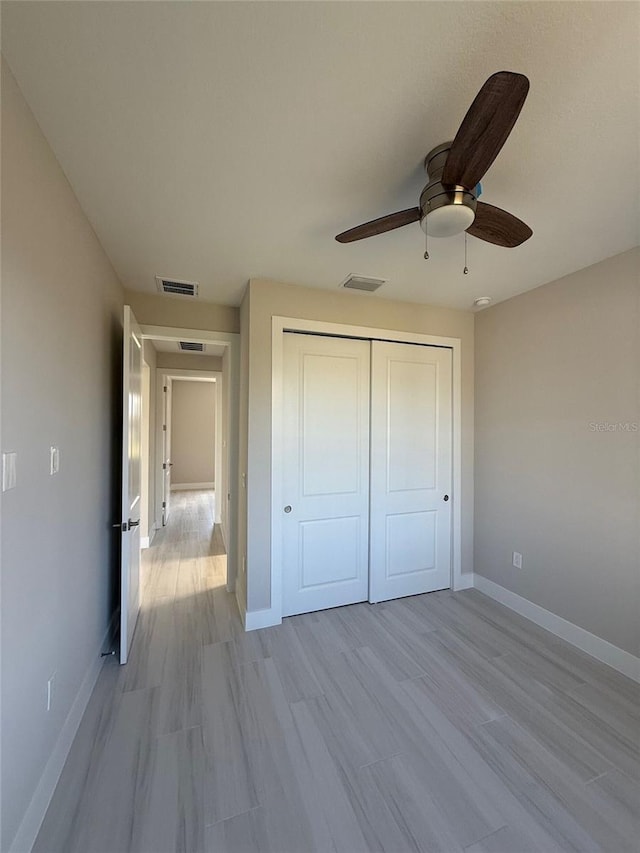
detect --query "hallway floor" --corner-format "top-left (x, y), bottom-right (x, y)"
top-left (34, 491), bottom-right (639, 852)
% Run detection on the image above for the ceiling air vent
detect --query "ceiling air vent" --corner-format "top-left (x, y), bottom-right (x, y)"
top-left (179, 341), bottom-right (205, 352)
top-left (340, 274), bottom-right (387, 293)
top-left (155, 276), bottom-right (199, 297)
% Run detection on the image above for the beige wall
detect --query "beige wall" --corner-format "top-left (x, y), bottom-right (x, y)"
top-left (171, 380), bottom-right (216, 485)
top-left (474, 248), bottom-right (640, 656)
top-left (243, 278), bottom-right (475, 613)
top-left (124, 288), bottom-right (239, 333)
top-left (1, 62), bottom-right (124, 850)
top-left (156, 352), bottom-right (222, 372)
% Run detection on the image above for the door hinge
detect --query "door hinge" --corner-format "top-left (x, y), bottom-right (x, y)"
top-left (163, 385), bottom-right (167, 392)
top-left (162, 501), bottom-right (166, 508)
top-left (163, 424), bottom-right (167, 431)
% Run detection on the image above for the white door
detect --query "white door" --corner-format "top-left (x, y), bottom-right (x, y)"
top-left (369, 341), bottom-right (452, 602)
top-left (162, 378), bottom-right (172, 525)
top-left (120, 306), bottom-right (143, 664)
top-left (282, 333), bottom-right (371, 617)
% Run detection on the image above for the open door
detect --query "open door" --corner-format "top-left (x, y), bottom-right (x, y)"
top-left (120, 306), bottom-right (143, 664)
top-left (162, 377), bottom-right (172, 524)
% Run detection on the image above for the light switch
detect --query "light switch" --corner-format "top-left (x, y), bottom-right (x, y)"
top-left (2, 452), bottom-right (17, 492)
top-left (50, 446), bottom-right (60, 475)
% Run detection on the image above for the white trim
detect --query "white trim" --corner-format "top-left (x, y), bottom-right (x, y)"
top-left (145, 327), bottom-right (240, 594)
top-left (245, 607), bottom-right (282, 632)
top-left (473, 575), bottom-right (640, 684)
top-left (214, 377), bottom-right (223, 525)
top-left (235, 575), bottom-right (246, 625)
top-left (139, 325), bottom-right (237, 347)
top-left (146, 526), bottom-right (157, 549)
top-left (270, 316), bottom-right (464, 629)
top-left (140, 523), bottom-right (158, 550)
top-left (455, 572), bottom-right (475, 591)
top-left (171, 482), bottom-right (215, 491)
top-left (8, 611), bottom-right (119, 853)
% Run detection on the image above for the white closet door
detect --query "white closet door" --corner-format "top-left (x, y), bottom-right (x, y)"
top-left (369, 341), bottom-right (452, 603)
top-left (282, 333), bottom-right (371, 617)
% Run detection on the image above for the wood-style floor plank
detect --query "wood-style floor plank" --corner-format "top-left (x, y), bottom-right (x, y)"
top-left (34, 489), bottom-right (640, 852)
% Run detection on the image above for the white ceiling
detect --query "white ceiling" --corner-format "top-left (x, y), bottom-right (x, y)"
top-left (150, 339), bottom-right (226, 357)
top-left (3, 1), bottom-right (639, 310)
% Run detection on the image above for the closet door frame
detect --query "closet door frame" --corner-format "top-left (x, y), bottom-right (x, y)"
top-left (271, 316), bottom-right (465, 628)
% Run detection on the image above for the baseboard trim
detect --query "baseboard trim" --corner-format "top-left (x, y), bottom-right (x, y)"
top-left (453, 572), bottom-right (475, 591)
top-left (473, 574), bottom-right (640, 684)
top-left (235, 577), bottom-right (246, 628)
top-left (171, 481), bottom-right (215, 491)
top-left (9, 609), bottom-right (119, 853)
top-left (244, 606), bottom-right (282, 632)
top-left (141, 525), bottom-right (157, 551)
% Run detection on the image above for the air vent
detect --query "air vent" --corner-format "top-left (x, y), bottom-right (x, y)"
top-left (155, 276), bottom-right (199, 297)
top-left (179, 341), bottom-right (205, 352)
top-left (340, 274), bottom-right (387, 293)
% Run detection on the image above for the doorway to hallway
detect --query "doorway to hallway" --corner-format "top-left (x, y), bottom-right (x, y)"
top-left (141, 489), bottom-right (227, 604)
top-left (120, 308), bottom-right (240, 664)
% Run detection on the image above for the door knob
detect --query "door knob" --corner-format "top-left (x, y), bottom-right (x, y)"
top-left (443, 495), bottom-right (449, 502)
top-left (128, 518), bottom-right (141, 528)
top-left (284, 505), bottom-right (292, 513)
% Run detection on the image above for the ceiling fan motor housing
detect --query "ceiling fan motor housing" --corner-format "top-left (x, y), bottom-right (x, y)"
top-left (420, 142), bottom-right (477, 237)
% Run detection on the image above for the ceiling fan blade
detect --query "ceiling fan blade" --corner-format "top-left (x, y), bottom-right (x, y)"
top-left (442, 71), bottom-right (529, 189)
top-left (335, 208), bottom-right (421, 243)
top-left (467, 202), bottom-right (532, 247)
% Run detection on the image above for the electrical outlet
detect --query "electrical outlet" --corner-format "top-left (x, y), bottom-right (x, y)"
top-left (512, 551), bottom-right (523, 569)
top-left (47, 673), bottom-right (56, 711)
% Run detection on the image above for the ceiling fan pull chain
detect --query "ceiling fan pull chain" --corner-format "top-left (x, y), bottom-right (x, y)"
top-left (463, 232), bottom-right (469, 274)
top-left (424, 228), bottom-right (429, 260)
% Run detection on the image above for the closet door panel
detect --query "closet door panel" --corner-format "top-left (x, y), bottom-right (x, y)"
top-left (282, 333), bottom-right (371, 616)
top-left (370, 341), bottom-right (452, 602)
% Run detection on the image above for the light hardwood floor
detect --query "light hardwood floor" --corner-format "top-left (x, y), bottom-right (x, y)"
top-left (34, 491), bottom-right (639, 853)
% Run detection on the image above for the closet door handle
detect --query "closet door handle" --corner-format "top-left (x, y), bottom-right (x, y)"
top-left (443, 495), bottom-right (449, 502)
top-left (284, 505), bottom-right (292, 513)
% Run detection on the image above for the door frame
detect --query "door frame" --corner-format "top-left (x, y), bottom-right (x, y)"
top-left (271, 316), bottom-right (466, 628)
top-left (155, 373), bottom-right (174, 526)
top-left (141, 324), bottom-right (240, 593)
top-left (140, 359), bottom-right (152, 547)
top-left (155, 370), bottom-right (219, 502)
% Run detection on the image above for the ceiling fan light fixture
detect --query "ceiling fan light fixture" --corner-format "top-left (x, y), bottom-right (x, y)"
top-left (335, 72), bottom-right (532, 247)
top-left (421, 203), bottom-right (476, 238)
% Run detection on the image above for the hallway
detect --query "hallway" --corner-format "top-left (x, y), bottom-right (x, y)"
top-left (34, 493), bottom-right (638, 853)
top-left (34, 490), bottom-right (236, 852)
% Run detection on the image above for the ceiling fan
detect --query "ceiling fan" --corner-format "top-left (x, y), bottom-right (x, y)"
top-left (335, 71), bottom-right (532, 249)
